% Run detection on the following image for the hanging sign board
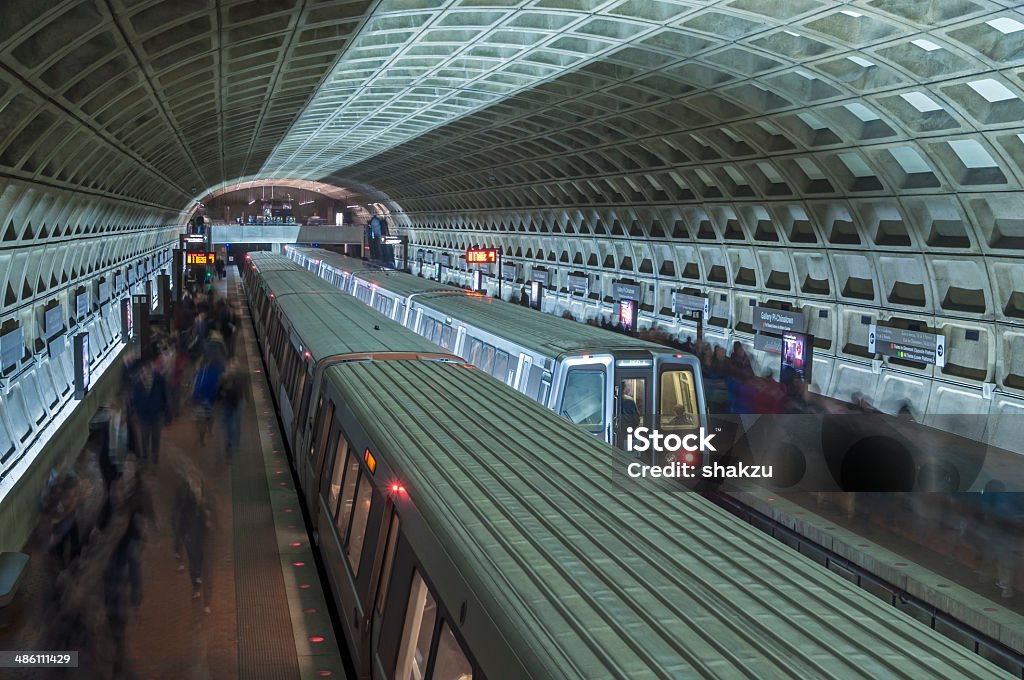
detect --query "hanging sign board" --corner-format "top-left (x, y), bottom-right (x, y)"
top-left (466, 248), bottom-right (497, 264)
top-left (613, 282), bottom-right (640, 301)
top-left (868, 325), bottom-right (945, 367)
top-left (97, 281), bottom-right (110, 305)
top-left (43, 305), bottom-right (63, 338)
top-left (501, 262), bottom-right (516, 281)
top-left (754, 332), bottom-right (783, 354)
top-left (567, 274), bottom-right (588, 295)
top-left (186, 252), bottom-right (215, 265)
top-left (753, 306), bottom-right (806, 334)
top-left (76, 292), bottom-right (89, 319)
top-left (440, 253), bottom-right (451, 267)
top-left (531, 269), bottom-right (549, 286)
top-left (0, 327), bottom-right (24, 371)
top-left (672, 292), bottom-right (709, 320)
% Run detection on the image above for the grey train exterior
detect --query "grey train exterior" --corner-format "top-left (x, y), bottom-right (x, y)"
top-left (287, 246), bottom-right (708, 459)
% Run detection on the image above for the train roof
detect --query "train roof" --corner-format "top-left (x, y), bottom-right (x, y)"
top-left (405, 290), bottom-right (671, 358)
top-left (326, 359), bottom-right (1006, 680)
top-left (291, 247), bottom-right (675, 359)
top-left (248, 252), bottom-right (307, 274)
top-left (253, 267), bottom-right (456, 361)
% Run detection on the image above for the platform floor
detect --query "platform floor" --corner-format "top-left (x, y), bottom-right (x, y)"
top-left (0, 271), bottom-right (345, 680)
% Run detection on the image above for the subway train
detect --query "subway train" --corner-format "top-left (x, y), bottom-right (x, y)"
top-left (240, 253), bottom-right (1012, 680)
top-left (285, 246), bottom-right (708, 459)
top-left (285, 247), bottom-right (1024, 494)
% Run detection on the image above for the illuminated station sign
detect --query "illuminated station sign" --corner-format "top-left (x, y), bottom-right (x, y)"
top-left (466, 248), bottom-right (498, 264)
top-left (186, 252), bottom-right (216, 265)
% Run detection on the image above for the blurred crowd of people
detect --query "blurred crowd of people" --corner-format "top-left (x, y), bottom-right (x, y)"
top-left (36, 280), bottom-right (246, 676)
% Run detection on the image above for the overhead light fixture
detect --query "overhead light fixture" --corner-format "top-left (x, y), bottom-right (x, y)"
top-left (248, 199), bottom-right (256, 205)
top-left (299, 200), bottom-right (314, 206)
top-left (347, 205), bottom-right (358, 208)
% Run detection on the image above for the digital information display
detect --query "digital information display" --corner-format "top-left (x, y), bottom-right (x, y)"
top-left (466, 248), bottom-right (498, 264)
top-left (868, 325), bottom-right (945, 367)
top-left (472, 270), bottom-right (484, 292)
top-left (120, 298), bottom-right (133, 343)
top-left (186, 252), bottom-right (215, 265)
top-left (781, 332), bottom-right (813, 383)
top-left (74, 332), bottom-right (90, 400)
top-left (529, 280), bottom-right (543, 310)
top-left (619, 298), bottom-right (638, 333)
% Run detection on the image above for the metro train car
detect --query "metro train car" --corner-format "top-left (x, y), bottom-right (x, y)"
top-left (286, 246), bottom-right (708, 458)
top-left (241, 252), bottom-right (461, 501)
top-left (241, 254), bottom-right (1011, 680)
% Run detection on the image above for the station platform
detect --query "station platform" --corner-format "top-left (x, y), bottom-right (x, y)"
top-left (0, 271), bottom-right (345, 679)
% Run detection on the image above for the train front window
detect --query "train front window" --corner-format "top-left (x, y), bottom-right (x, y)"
top-left (559, 369), bottom-right (605, 431)
top-left (659, 368), bottom-right (699, 429)
top-left (430, 623), bottom-right (473, 680)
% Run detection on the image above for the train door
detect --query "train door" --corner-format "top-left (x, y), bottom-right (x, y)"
top-left (655, 357), bottom-right (708, 466)
top-left (613, 358), bottom-right (654, 452)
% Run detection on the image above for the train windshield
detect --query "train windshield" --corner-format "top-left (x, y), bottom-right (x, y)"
top-left (559, 368), bottom-right (606, 435)
top-left (658, 367), bottom-right (699, 430)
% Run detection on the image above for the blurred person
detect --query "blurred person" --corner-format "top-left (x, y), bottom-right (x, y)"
top-left (218, 358), bottom-right (248, 462)
top-left (729, 341), bottom-right (753, 377)
top-left (130, 351), bottom-right (169, 465)
top-left (173, 466), bottom-right (214, 612)
top-left (47, 473), bottom-right (81, 569)
top-left (191, 356), bottom-right (224, 446)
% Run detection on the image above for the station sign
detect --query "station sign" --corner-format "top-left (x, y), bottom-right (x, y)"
top-left (0, 326), bottom-right (24, 371)
top-left (672, 292), bottom-right (709, 320)
top-left (869, 325), bottom-right (945, 367)
top-left (439, 253), bottom-right (451, 267)
top-left (96, 281), bottom-right (110, 305)
top-left (75, 292), bottom-right (89, 319)
top-left (567, 274), bottom-right (588, 296)
top-left (424, 251), bottom-right (435, 264)
top-left (501, 262), bottom-right (516, 281)
top-left (114, 272), bottom-right (123, 291)
top-left (466, 247), bottom-right (498, 264)
top-left (43, 305), bottom-right (63, 338)
top-left (754, 333), bottom-right (783, 354)
top-left (531, 269), bottom-right (549, 286)
top-left (613, 282), bottom-right (640, 301)
top-left (186, 252), bottom-right (216, 265)
top-left (752, 306), bottom-right (806, 334)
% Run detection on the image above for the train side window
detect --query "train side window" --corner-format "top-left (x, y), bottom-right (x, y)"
top-left (346, 474), bottom-right (375, 574)
top-left (492, 351), bottom-right (509, 382)
top-left (324, 437), bottom-right (349, 511)
top-left (375, 514), bottom-right (400, 614)
top-left (479, 345), bottom-right (495, 374)
top-left (468, 340), bottom-right (483, 366)
top-left (335, 453), bottom-right (361, 526)
top-left (430, 623), bottom-right (473, 680)
top-left (559, 368), bottom-right (605, 430)
top-left (395, 571), bottom-right (437, 680)
top-left (440, 326), bottom-right (453, 350)
top-left (539, 373), bottom-right (552, 406)
top-left (659, 368), bottom-right (699, 429)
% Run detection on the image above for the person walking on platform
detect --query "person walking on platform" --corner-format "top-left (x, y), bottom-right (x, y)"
top-left (191, 356), bottom-right (224, 446)
top-left (218, 358), bottom-right (247, 462)
top-left (172, 466), bottom-right (213, 613)
top-left (130, 350), bottom-right (169, 465)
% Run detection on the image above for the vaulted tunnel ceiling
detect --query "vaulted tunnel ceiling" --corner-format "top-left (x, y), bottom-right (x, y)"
top-left (1, 0), bottom-right (1023, 418)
